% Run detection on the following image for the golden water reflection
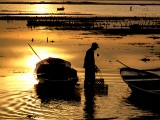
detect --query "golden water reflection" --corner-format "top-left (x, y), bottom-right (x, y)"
top-left (34, 4), bottom-right (50, 13)
top-left (26, 45), bottom-right (75, 68)
top-left (31, 4), bottom-right (64, 14)
top-left (1, 45), bottom-right (74, 70)
top-left (27, 47), bottom-right (60, 68)
top-left (1, 73), bottom-right (38, 90)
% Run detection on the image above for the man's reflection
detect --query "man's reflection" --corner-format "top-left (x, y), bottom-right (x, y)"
top-left (83, 85), bottom-right (96, 119)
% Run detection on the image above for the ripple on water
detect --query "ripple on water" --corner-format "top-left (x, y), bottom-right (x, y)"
top-left (0, 84), bottom-right (83, 119)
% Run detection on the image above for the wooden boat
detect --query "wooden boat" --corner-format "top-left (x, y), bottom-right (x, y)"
top-left (57, 0), bottom-right (65, 11)
top-left (57, 6), bottom-right (65, 11)
top-left (34, 57), bottom-right (78, 87)
top-left (120, 67), bottom-right (160, 96)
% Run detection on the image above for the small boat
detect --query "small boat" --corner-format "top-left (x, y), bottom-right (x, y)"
top-left (57, 6), bottom-right (65, 11)
top-left (34, 57), bottom-right (78, 87)
top-left (120, 67), bottom-right (160, 96)
top-left (57, 0), bottom-right (65, 11)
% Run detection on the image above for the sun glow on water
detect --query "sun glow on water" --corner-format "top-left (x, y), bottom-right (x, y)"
top-left (20, 73), bottom-right (38, 85)
top-left (27, 52), bottom-right (61, 68)
top-left (26, 46), bottom-right (75, 69)
top-left (34, 4), bottom-right (49, 13)
top-left (33, 4), bottom-right (57, 14)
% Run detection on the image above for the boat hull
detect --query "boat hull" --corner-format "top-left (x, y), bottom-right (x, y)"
top-left (120, 67), bottom-right (160, 96)
top-left (57, 7), bottom-right (65, 11)
top-left (34, 57), bottom-right (79, 87)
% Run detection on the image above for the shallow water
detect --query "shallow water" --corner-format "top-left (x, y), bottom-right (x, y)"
top-left (0, 19), bottom-right (160, 119)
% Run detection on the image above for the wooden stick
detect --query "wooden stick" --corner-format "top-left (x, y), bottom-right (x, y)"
top-left (117, 60), bottom-right (160, 72)
top-left (28, 44), bottom-right (42, 61)
top-left (117, 60), bottom-right (129, 68)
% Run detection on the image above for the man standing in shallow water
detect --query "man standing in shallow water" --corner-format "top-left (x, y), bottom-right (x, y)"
top-left (83, 42), bottom-right (99, 88)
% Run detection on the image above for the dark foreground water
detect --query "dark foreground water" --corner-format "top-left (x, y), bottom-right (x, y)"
top-left (1, 71), bottom-right (160, 119)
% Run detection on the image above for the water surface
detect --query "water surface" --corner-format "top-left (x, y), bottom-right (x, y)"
top-left (0, 1), bottom-right (160, 119)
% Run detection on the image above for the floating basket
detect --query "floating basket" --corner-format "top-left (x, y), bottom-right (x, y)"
top-left (95, 71), bottom-right (108, 95)
top-left (95, 71), bottom-right (105, 88)
top-left (95, 78), bottom-right (104, 85)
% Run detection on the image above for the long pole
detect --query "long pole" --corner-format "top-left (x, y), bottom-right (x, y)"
top-left (117, 60), bottom-right (160, 72)
top-left (117, 60), bottom-right (129, 68)
top-left (28, 44), bottom-right (42, 61)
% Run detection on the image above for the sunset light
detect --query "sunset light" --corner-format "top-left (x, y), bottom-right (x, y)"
top-left (27, 47), bottom-right (61, 68)
top-left (0, 0), bottom-right (160, 119)
top-left (34, 4), bottom-right (50, 13)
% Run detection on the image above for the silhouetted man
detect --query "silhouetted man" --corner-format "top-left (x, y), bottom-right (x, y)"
top-left (83, 42), bottom-right (99, 88)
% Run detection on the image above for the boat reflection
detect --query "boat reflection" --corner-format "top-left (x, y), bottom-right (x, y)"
top-left (125, 93), bottom-right (160, 115)
top-left (34, 83), bottom-right (81, 103)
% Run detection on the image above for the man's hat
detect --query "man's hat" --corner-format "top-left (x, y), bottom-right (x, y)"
top-left (92, 42), bottom-right (99, 48)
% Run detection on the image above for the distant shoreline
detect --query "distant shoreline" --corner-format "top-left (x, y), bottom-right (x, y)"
top-left (0, 1), bottom-right (160, 5)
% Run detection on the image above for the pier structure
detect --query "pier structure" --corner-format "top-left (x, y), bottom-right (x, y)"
top-left (26, 16), bottom-right (160, 34)
top-left (1, 15), bottom-right (160, 34)
top-left (25, 16), bottom-right (160, 28)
